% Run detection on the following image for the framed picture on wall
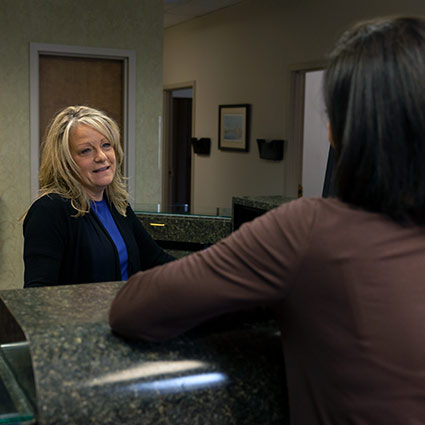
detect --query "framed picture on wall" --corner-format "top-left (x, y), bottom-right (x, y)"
top-left (218, 104), bottom-right (250, 152)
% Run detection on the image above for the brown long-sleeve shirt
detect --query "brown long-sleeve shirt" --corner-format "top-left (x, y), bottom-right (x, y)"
top-left (110, 197), bottom-right (425, 424)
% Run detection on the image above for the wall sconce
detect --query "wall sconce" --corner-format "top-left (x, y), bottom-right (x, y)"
top-left (191, 137), bottom-right (211, 155)
top-left (256, 139), bottom-right (285, 161)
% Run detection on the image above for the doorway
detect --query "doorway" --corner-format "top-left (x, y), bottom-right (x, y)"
top-left (286, 65), bottom-right (328, 198)
top-left (301, 69), bottom-right (329, 198)
top-left (162, 84), bottom-right (195, 213)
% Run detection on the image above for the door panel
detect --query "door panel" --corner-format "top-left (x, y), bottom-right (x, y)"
top-left (39, 55), bottom-right (124, 145)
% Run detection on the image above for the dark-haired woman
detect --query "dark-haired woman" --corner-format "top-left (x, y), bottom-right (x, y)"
top-left (110, 16), bottom-right (425, 424)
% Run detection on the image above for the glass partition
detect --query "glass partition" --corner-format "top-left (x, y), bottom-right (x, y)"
top-left (133, 203), bottom-right (231, 218)
top-left (0, 342), bottom-right (36, 424)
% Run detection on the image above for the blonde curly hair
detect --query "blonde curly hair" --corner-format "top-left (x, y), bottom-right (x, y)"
top-left (36, 105), bottom-right (129, 216)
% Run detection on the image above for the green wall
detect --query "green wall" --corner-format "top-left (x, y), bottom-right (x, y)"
top-left (0, 0), bottom-right (163, 289)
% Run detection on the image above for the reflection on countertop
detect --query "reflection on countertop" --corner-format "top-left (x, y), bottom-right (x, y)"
top-left (0, 283), bottom-right (289, 425)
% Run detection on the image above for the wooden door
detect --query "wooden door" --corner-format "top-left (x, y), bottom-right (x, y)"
top-left (39, 55), bottom-right (124, 146)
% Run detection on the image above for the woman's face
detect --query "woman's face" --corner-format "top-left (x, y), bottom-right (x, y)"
top-left (69, 124), bottom-right (116, 201)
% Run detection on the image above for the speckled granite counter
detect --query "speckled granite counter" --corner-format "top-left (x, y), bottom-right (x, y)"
top-left (232, 196), bottom-right (295, 230)
top-left (0, 283), bottom-right (289, 424)
top-left (232, 196), bottom-right (294, 212)
top-left (137, 213), bottom-right (231, 244)
top-left (136, 213), bottom-right (232, 257)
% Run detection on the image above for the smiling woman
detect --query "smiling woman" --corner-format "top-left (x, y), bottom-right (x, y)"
top-left (22, 106), bottom-right (175, 288)
top-left (69, 124), bottom-right (117, 201)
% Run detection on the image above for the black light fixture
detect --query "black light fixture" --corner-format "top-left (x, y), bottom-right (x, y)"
top-left (256, 139), bottom-right (285, 161)
top-left (191, 137), bottom-right (211, 155)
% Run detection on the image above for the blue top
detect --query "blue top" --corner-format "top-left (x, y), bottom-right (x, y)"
top-left (91, 199), bottom-right (129, 280)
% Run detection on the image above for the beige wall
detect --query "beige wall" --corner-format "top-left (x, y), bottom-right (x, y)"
top-left (0, 0), bottom-right (163, 289)
top-left (163, 0), bottom-right (425, 212)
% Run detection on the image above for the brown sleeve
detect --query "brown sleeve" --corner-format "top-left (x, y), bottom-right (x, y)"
top-left (109, 198), bottom-right (317, 341)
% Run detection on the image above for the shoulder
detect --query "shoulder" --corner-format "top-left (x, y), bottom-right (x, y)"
top-left (253, 197), bottom-right (351, 242)
top-left (270, 197), bottom-right (387, 247)
top-left (24, 194), bottom-right (74, 225)
top-left (29, 193), bottom-right (73, 212)
top-left (264, 196), bottom-right (323, 225)
top-left (271, 196), bottom-right (351, 221)
top-left (273, 196), bottom-right (380, 225)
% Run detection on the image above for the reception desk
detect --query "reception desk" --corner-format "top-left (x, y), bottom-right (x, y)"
top-left (136, 212), bottom-right (232, 258)
top-left (134, 205), bottom-right (232, 258)
top-left (0, 283), bottom-right (289, 424)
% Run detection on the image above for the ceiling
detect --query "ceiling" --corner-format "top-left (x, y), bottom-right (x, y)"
top-left (164, 0), bottom-right (244, 28)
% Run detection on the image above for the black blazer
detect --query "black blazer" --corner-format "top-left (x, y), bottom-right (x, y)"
top-left (23, 194), bottom-right (174, 287)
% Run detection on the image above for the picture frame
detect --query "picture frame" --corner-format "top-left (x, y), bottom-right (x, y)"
top-left (218, 104), bottom-right (250, 152)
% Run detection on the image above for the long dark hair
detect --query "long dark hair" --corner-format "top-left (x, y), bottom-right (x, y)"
top-left (324, 16), bottom-right (425, 225)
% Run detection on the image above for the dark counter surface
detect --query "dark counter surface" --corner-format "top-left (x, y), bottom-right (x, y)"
top-left (135, 209), bottom-right (232, 258)
top-left (232, 195), bottom-right (295, 212)
top-left (232, 196), bottom-right (296, 231)
top-left (137, 212), bottom-right (231, 245)
top-left (0, 282), bottom-right (289, 425)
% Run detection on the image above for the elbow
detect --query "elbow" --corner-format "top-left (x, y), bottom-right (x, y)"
top-left (109, 316), bottom-right (168, 342)
top-left (108, 302), bottom-right (153, 341)
top-left (109, 305), bottom-right (176, 343)
top-left (108, 303), bottom-right (131, 336)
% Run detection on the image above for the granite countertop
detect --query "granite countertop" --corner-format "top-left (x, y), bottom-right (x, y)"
top-left (136, 213), bottom-right (232, 245)
top-left (0, 283), bottom-right (289, 425)
top-left (232, 195), bottom-right (295, 212)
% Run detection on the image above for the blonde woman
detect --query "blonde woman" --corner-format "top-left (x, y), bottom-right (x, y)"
top-left (24, 105), bottom-right (174, 287)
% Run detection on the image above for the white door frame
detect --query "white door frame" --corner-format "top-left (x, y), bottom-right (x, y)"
top-left (29, 43), bottom-right (136, 203)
